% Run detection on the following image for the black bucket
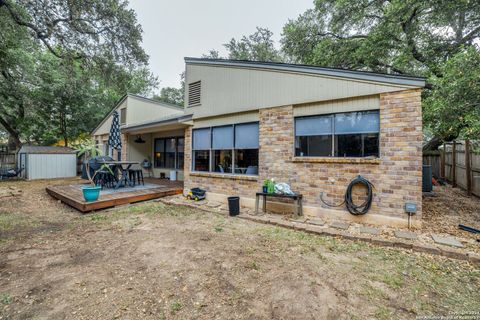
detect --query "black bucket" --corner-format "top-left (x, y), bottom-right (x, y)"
top-left (228, 196), bottom-right (240, 216)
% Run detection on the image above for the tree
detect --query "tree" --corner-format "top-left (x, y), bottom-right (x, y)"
top-left (0, 0), bottom-right (156, 148)
top-left (0, 0), bottom-right (147, 64)
top-left (225, 27), bottom-right (283, 62)
top-left (282, 0), bottom-right (480, 76)
top-left (281, 0), bottom-right (480, 146)
top-left (153, 87), bottom-right (184, 107)
top-left (423, 47), bottom-right (480, 143)
top-left (204, 27), bottom-right (283, 62)
top-left (153, 72), bottom-right (185, 107)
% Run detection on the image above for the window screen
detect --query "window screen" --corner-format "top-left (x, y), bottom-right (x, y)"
top-left (192, 128), bottom-right (210, 150)
top-left (235, 122), bottom-right (259, 149)
top-left (212, 126), bottom-right (234, 150)
top-left (334, 111), bottom-right (379, 134)
top-left (295, 115), bottom-right (332, 136)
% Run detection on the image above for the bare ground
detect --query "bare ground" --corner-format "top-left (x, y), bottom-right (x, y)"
top-left (423, 184), bottom-right (480, 240)
top-left (0, 179), bottom-right (479, 320)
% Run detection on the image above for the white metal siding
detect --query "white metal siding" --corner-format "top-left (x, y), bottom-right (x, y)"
top-left (26, 154), bottom-right (76, 180)
top-left (185, 64), bottom-right (409, 120)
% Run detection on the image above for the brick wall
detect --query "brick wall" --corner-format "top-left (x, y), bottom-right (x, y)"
top-left (183, 89), bottom-right (422, 226)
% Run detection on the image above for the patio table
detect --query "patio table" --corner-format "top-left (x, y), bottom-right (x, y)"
top-left (98, 160), bottom-right (139, 189)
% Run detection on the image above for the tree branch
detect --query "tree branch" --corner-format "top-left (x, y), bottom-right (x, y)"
top-left (317, 32), bottom-right (368, 40)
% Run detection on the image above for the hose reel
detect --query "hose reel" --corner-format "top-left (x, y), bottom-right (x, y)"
top-left (320, 175), bottom-right (374, 215)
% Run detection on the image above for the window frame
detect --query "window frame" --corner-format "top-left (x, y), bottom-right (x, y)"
top-left (294, 110), bottom-right (380, 158)
top-left (191, 121), bottom-right (259, 175)
top-left (154, 136), bottom-right (184, 170)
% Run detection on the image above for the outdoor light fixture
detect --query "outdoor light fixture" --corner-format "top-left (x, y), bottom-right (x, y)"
top-left (134, 135), bottom-right (145, 144)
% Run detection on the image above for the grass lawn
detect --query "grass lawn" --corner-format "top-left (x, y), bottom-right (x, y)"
top-left (0, 179), bottom-right (479, 319)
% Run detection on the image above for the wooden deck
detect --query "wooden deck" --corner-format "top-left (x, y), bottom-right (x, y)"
top-left (46, 178), bottom-right (183, 213)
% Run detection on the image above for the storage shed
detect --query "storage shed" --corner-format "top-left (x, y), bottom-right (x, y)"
top-left (18, 146), bottom-right (77, 180)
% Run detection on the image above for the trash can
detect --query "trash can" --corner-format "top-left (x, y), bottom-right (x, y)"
top-left (422, 165), bottom-right (432, 192)
top-left (228, 196), bottom-right (240, 216)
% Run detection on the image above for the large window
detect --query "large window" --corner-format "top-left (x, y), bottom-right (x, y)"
top-left (295, 111), bottom-right (380, 158)
top-left (192, 122), bottom-right (259, 175)
top-left (154, 137), bottom-right (184, 169)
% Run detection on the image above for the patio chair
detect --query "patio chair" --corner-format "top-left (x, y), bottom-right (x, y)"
top-left (128, 168), bottom-right (144, 186)
top-left (95, 169), bottom-right (116, 189)
top-left (0, 167), bottom-right (24, 180)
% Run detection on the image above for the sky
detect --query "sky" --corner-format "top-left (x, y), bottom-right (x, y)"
top-left (128, 0), bottom-right (314, 91)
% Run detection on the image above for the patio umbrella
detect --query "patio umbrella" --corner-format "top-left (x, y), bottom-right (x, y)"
top-left (108, 111), bottom-right (122, 160)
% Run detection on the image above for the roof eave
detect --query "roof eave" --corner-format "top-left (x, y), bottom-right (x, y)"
top-left (184, 57), bottom-right (426, 88)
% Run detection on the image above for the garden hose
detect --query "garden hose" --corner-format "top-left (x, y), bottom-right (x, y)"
top-left (320, 175), bottom-right (374, 215)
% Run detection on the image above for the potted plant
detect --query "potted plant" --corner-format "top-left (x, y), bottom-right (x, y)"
top-left (267, 178), bottom-right (275, 194)
top-left (262, 179), bottom-right (269, 193)
top-left (75, 139), bottom-right (106, 202)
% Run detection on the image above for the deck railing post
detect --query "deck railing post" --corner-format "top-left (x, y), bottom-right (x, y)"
top-left (465, 139), bottom-right (472, 195)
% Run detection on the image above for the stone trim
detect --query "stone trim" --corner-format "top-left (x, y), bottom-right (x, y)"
top-left (291, 157), bottom-right (381, 165)
top-left (237, 214), bottom-right (480, 266)
top-left (189, 171), bottom-right (259, 181)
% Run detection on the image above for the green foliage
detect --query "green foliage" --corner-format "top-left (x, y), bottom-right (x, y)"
top-left (0, 0), bottom-right (158, 148)
top-left (205, 27), bottom-right (283, 62)
top-left (170, 301), bottom-right (183, 314)
top-left (280, 0), bottom-right (480, 143)
top-left (424, 47), bottom-right (480, 140)
top-left (74, 138), bottom-right (101, 159)
top-left (225, 27), bottom-right (283, 62)
top-left (1, 293), bottom-right (12, 305)
top-left (153, 87), bottom-right (184, 107)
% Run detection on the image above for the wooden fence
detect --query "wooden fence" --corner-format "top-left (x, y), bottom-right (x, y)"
top-left (0, 153), bottom-right (16, 167)
top-left (423, 140), bottom-right (480, 197)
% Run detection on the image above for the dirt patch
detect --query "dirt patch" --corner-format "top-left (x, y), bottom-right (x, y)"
top-left (0, 179), bottom-right (479, 319)
top-left (423, 185), bottom-right (480, 240)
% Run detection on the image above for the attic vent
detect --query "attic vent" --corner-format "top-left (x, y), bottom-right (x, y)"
top-left (188, 81), bottom-right (201, 107)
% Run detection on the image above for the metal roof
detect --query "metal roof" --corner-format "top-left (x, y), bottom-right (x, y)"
top-left (121, 114), bottom-right (193, 132)
top-left (91, 93), bottom-right (184, 136)
top-left (184, 57), bottom-right (426, 88)
top-left (18, 146), bottom-right (76, 154)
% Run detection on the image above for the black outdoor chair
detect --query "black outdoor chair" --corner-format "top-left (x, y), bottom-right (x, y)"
top-left (95, 169), bottom-right (116, 189)
top-left (85, 156), bottom-right (117, 188)
top-left (128, 168), bottom-right (144, 186)
top-left (0, 167), bottom-right (24, 180)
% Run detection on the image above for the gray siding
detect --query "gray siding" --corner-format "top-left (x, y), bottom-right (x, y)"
top-left (185, 64), bottom-right (415, 120)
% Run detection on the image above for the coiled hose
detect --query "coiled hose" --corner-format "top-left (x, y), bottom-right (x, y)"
top-left (320, 175), bottom-right (374, 215)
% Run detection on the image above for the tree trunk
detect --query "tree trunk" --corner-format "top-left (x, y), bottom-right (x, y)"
top-left (0, 116), bottom-right (21, 150)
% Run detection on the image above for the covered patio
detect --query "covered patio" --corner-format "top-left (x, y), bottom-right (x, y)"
top-left (46, 178), bottom-right (183, 212)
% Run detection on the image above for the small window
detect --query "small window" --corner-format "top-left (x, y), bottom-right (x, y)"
top-left (188, 81), bottom-right (201, 107)
top-left (120, 108), bottom-right (127, 125)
